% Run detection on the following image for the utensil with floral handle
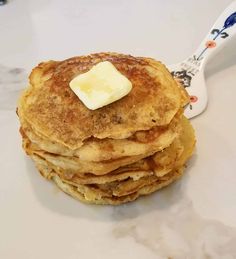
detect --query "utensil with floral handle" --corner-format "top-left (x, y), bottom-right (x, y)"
top-left (168, 1), bottom-right (236, 119)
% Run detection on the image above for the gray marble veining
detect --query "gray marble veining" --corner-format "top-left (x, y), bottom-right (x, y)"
top-left (112, 185), bottom-right (236, 259)
top-left (0, 65), bottom-right (27, 110)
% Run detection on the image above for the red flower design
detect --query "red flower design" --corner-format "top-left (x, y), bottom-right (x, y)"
top-left (190, 95), bottom-right (198, 103)
top-left (205, 40), bottom-right (216, 48)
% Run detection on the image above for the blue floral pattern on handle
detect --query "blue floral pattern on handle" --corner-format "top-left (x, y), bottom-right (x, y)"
top-left (172, 12), bottom-right (236, 87)
top-left (196, 12), bottom-right (236, 60)
top-left (171, 11), bottom-right (236, 111)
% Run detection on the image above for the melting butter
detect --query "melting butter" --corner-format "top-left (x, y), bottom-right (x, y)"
top-left (69, 61), bottom-right (132, 110)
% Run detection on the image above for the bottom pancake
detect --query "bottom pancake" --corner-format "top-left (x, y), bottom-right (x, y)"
top-left (52, 168), bottom-right (183, 205)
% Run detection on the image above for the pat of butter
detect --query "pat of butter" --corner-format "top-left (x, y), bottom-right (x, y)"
top-left (69, 61), bottom-right (132, 110)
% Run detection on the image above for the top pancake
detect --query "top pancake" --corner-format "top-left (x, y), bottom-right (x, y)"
top-left (18, 53), bottom-right (182, 149)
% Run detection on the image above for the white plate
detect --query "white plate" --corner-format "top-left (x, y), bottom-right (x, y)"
top-left (1, 1), bottom-right (236, 258)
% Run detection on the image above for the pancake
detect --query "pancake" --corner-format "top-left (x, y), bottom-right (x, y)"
top-left (21, 110), bottom-right (182, 169)
top-left (18, 53), bottom-right (182, 150)
top-left (19, 108), bottom-right (182, 161)
top-left (32, 153), bottom-right (154, 183)
top-left (25, 141), bottom-right (158, 176)
top-left (51, 168), bottom-right (184, 205)
top-left (74, 169), bottom-right (182, 198)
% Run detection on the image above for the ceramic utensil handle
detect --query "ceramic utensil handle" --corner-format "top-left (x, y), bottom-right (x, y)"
top-left (194, 1), bottom-right (236, 68)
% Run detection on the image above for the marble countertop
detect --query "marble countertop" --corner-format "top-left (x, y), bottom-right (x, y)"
top-left (1, 1), bottom-right (236, 258)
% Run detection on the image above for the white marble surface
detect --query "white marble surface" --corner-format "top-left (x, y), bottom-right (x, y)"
top-left (1, 0), bottom-right (236, 258)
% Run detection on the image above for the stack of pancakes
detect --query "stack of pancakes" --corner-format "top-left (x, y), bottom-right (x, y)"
top-left (18, 53), bottom-right (195, 205)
